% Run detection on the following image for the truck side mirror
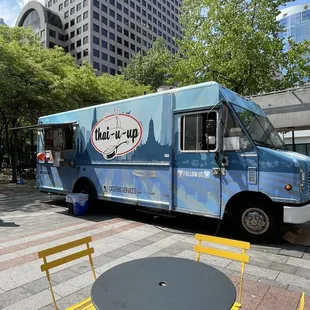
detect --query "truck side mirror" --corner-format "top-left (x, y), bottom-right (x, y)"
top-left (205, 119), bottom-right (216, 151)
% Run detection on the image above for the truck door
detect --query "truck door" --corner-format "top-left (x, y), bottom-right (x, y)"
top-left (173, 110), bottom-right (222, 218)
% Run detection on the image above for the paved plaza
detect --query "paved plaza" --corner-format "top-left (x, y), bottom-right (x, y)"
top-left (0, 181), bottom-right (310, 309)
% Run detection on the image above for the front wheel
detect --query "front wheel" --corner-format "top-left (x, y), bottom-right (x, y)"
top-left (232, 202), bottom-right (282, 243)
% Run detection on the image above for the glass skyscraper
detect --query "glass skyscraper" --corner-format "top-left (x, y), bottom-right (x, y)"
top-left (277, 4), bottom-right (310, 52)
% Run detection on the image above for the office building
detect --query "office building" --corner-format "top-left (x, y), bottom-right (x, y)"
top-left (277, 4), bottom-right (310, 52)
top-left (16, 0), bottom-right (183, 75)
top-left (275, 4), bottom-right (310, 153)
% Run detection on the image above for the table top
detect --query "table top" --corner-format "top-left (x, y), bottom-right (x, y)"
top-left (91, 256), bottom-right (236, 310)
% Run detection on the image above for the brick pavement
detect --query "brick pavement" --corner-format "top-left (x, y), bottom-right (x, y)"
top-left (0, 182), bottom-right (310, 309)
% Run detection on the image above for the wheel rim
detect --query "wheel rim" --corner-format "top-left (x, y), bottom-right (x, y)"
top-left (241, 207), bottom-right (270, 235)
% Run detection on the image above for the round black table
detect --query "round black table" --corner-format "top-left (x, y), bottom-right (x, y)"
top-left (91, 257), bottom-right (236, 310)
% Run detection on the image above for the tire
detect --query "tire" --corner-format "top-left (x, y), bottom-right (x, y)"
top-left (73, 180), bottom-right (97, 214)
top-left (232, 201), bottom-right (282, 243)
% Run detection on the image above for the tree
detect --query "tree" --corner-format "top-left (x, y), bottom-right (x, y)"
top-left (0, 26), bottom-right (151, 181)
top-left (98, 74), bottom-right (151, 103)
top-left (171, 0), bottom-right (310, 95)
top-left (122, 38), bottom-right (177, 90)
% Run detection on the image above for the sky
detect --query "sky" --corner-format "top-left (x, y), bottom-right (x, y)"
top-left (0, 0), bottom-right (308, 26)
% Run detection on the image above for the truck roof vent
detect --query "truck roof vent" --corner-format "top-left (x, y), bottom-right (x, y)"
top-left (157, 85), bottom-right (175, 92)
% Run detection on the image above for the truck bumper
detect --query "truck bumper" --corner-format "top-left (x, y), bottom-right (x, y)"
top-left (283, 203), bottom-right (310, 224)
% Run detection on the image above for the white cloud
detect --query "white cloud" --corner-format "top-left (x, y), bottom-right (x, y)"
top-left (0, 0), bottom-right (45, 26)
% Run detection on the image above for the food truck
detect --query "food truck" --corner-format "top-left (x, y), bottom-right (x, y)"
top-left (20, 81), bottom-right (310, 241)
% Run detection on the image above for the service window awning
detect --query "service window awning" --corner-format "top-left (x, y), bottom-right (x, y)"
top-left (9, 121), bottom-right (78, 131)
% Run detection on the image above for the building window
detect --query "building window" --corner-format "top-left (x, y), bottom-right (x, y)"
top-left (70, 42), bottom-right (75, 50)
top-left (124, 29), bottom-right (129, 36)
top-left (117, 47), bottom-right (122, 55)
top-left (124, 51), bottom-right (129, 58)
top-left (124, 40), bottom-right (129, 47)
top-left (110, 44), bottom-right (115, 52)
top-left (65, 0), bottom-right (69, 6)
top-left (117, 25), bottom-right (122, 33)
top-left (93, 23), bottom-right (99, 32)
top-left (102, 52), bottom-right (108, 60)
top-left (77, 52), bottom-right (81, 59)
top-left (124, 7), bottom-right (129, 15)
top-left (65, 11), bottom-right (69, 18)
top-left (83, 0), bottom-right (88, 7)
top-left (117, 14), bottom-right (122, 22)
top-left (59, 3), bottom-right (63, 10)
top-left (83, 36), bottom-right (88, 44)
top-left (58, 33), bottom-right (65, 41)
top-left (117, 36), bottom-right (122, 44)
top-left (117, 2), bottom-right (122, 10)
top-left (83, 23), bottom-right (88, 32)
top-left (70, 31), bottom-right (75, 38)
top-left (130, 11), bottom-right (135, 19)
top-left (77, 15), bottom-right (82, 23)
top-left (93, 61), bottom-right (100, 70)
top-left (110, 9), bottom-right (115, 18)
top-left (102, 65), bottom-right (108, 73)
top-left (110, 0), bottom-right (115, 5)
top-left (117, 59), bottom-right (122, 66)
top-left (102, 40), bottom-right (108, 48)
top-left (102, 16), bottom-right (107, 24)
top-left (93, 0), bottom-right (99, 8)
top-left (131, 43), bottom-right (135, 51)
top-left (110, 68), bottom-right (116, 75)
top-left (77, 39), bottom-right (81, 47)
top-left (70, 19), bottom-right (75, 26)
top-left (83, 48), bottom-right (88, 56)
top-left (70, 7), bottom-right (75, 15)
top-left (102, 4), bottom-right (107, 12)
top-left (131, 33), bottom-right (135, 40)
top-left (49, 29), bottom-right (56, 38)
top-left (83, 11), bottom-right (88, 19)
top-left (109, 21), bottom-right (115, 29)
top-left (110, 32), bottom-right (115, 40)
top-left (77, 3), bottom-right (82, 11)
top-left (93, 36), bottom-right (99, 45)
top-left (102, 28), bottom-right (108, 36)
top-left (110, 56), bottom-right (115, 64)
top-left (48, 0), bottom-right (52, 7)
top-left (93, 11), bottom-right (99, 20)
top-left (93, 48), bottom-right (100, 57)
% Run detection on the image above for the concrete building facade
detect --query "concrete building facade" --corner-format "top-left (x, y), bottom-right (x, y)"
top-left (16, 0), bottom-right (183, 75)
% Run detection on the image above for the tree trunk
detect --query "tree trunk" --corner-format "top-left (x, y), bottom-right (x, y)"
top-left (10, 120), bottom-right (18, 183)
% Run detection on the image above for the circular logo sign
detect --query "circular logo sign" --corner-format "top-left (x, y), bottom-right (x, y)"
top-left (91, 109), bottom-right (142, 160)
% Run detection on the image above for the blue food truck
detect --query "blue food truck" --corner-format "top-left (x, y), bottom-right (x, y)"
top-left (22, 81), bottom-right (310, 241)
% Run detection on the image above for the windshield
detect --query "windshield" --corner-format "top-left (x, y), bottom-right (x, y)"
top-left (232, 104), bottom-right (287, 149)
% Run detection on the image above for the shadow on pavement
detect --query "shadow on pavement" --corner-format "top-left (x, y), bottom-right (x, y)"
top-left (0, 219), bottom-right (20, 227)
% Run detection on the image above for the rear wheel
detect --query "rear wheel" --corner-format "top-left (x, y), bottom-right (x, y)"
top-left (232, 201), bottom-right (282, 243)
top-left (73, 180), bottom-right (98, 214)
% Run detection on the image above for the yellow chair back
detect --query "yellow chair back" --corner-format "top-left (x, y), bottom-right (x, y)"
top-left (38, 236), bottom-right (96, 309)
top-left (194, 234), bottom-right (250, 308)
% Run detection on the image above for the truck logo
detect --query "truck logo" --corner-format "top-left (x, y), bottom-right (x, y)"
top-left (91, 108), bottom-right (143, 160)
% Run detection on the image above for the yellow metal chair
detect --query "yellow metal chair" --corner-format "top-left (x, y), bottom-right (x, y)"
top-left (297, 292), bottom-right (305, 310)
top-left (38, 236), bottom-right (96, 310)
top-left (194, 234), bottom-right (250, 310)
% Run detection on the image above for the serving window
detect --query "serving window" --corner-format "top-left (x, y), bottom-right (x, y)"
top-left (43, 126), bottom-right (75, 151)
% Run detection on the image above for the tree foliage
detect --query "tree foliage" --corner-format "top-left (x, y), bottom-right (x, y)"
top-left (170, 0), bottom-right (310, 95)
top-left (0, 26), bottom-right (149, 180)
top-left (122, 38), bottom-right (176, 90)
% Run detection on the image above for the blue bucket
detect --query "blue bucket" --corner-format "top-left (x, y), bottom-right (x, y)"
top-left (66, 193), bottom-right (89, 216)
top-left (73, 200), bottom-right (89, 216)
